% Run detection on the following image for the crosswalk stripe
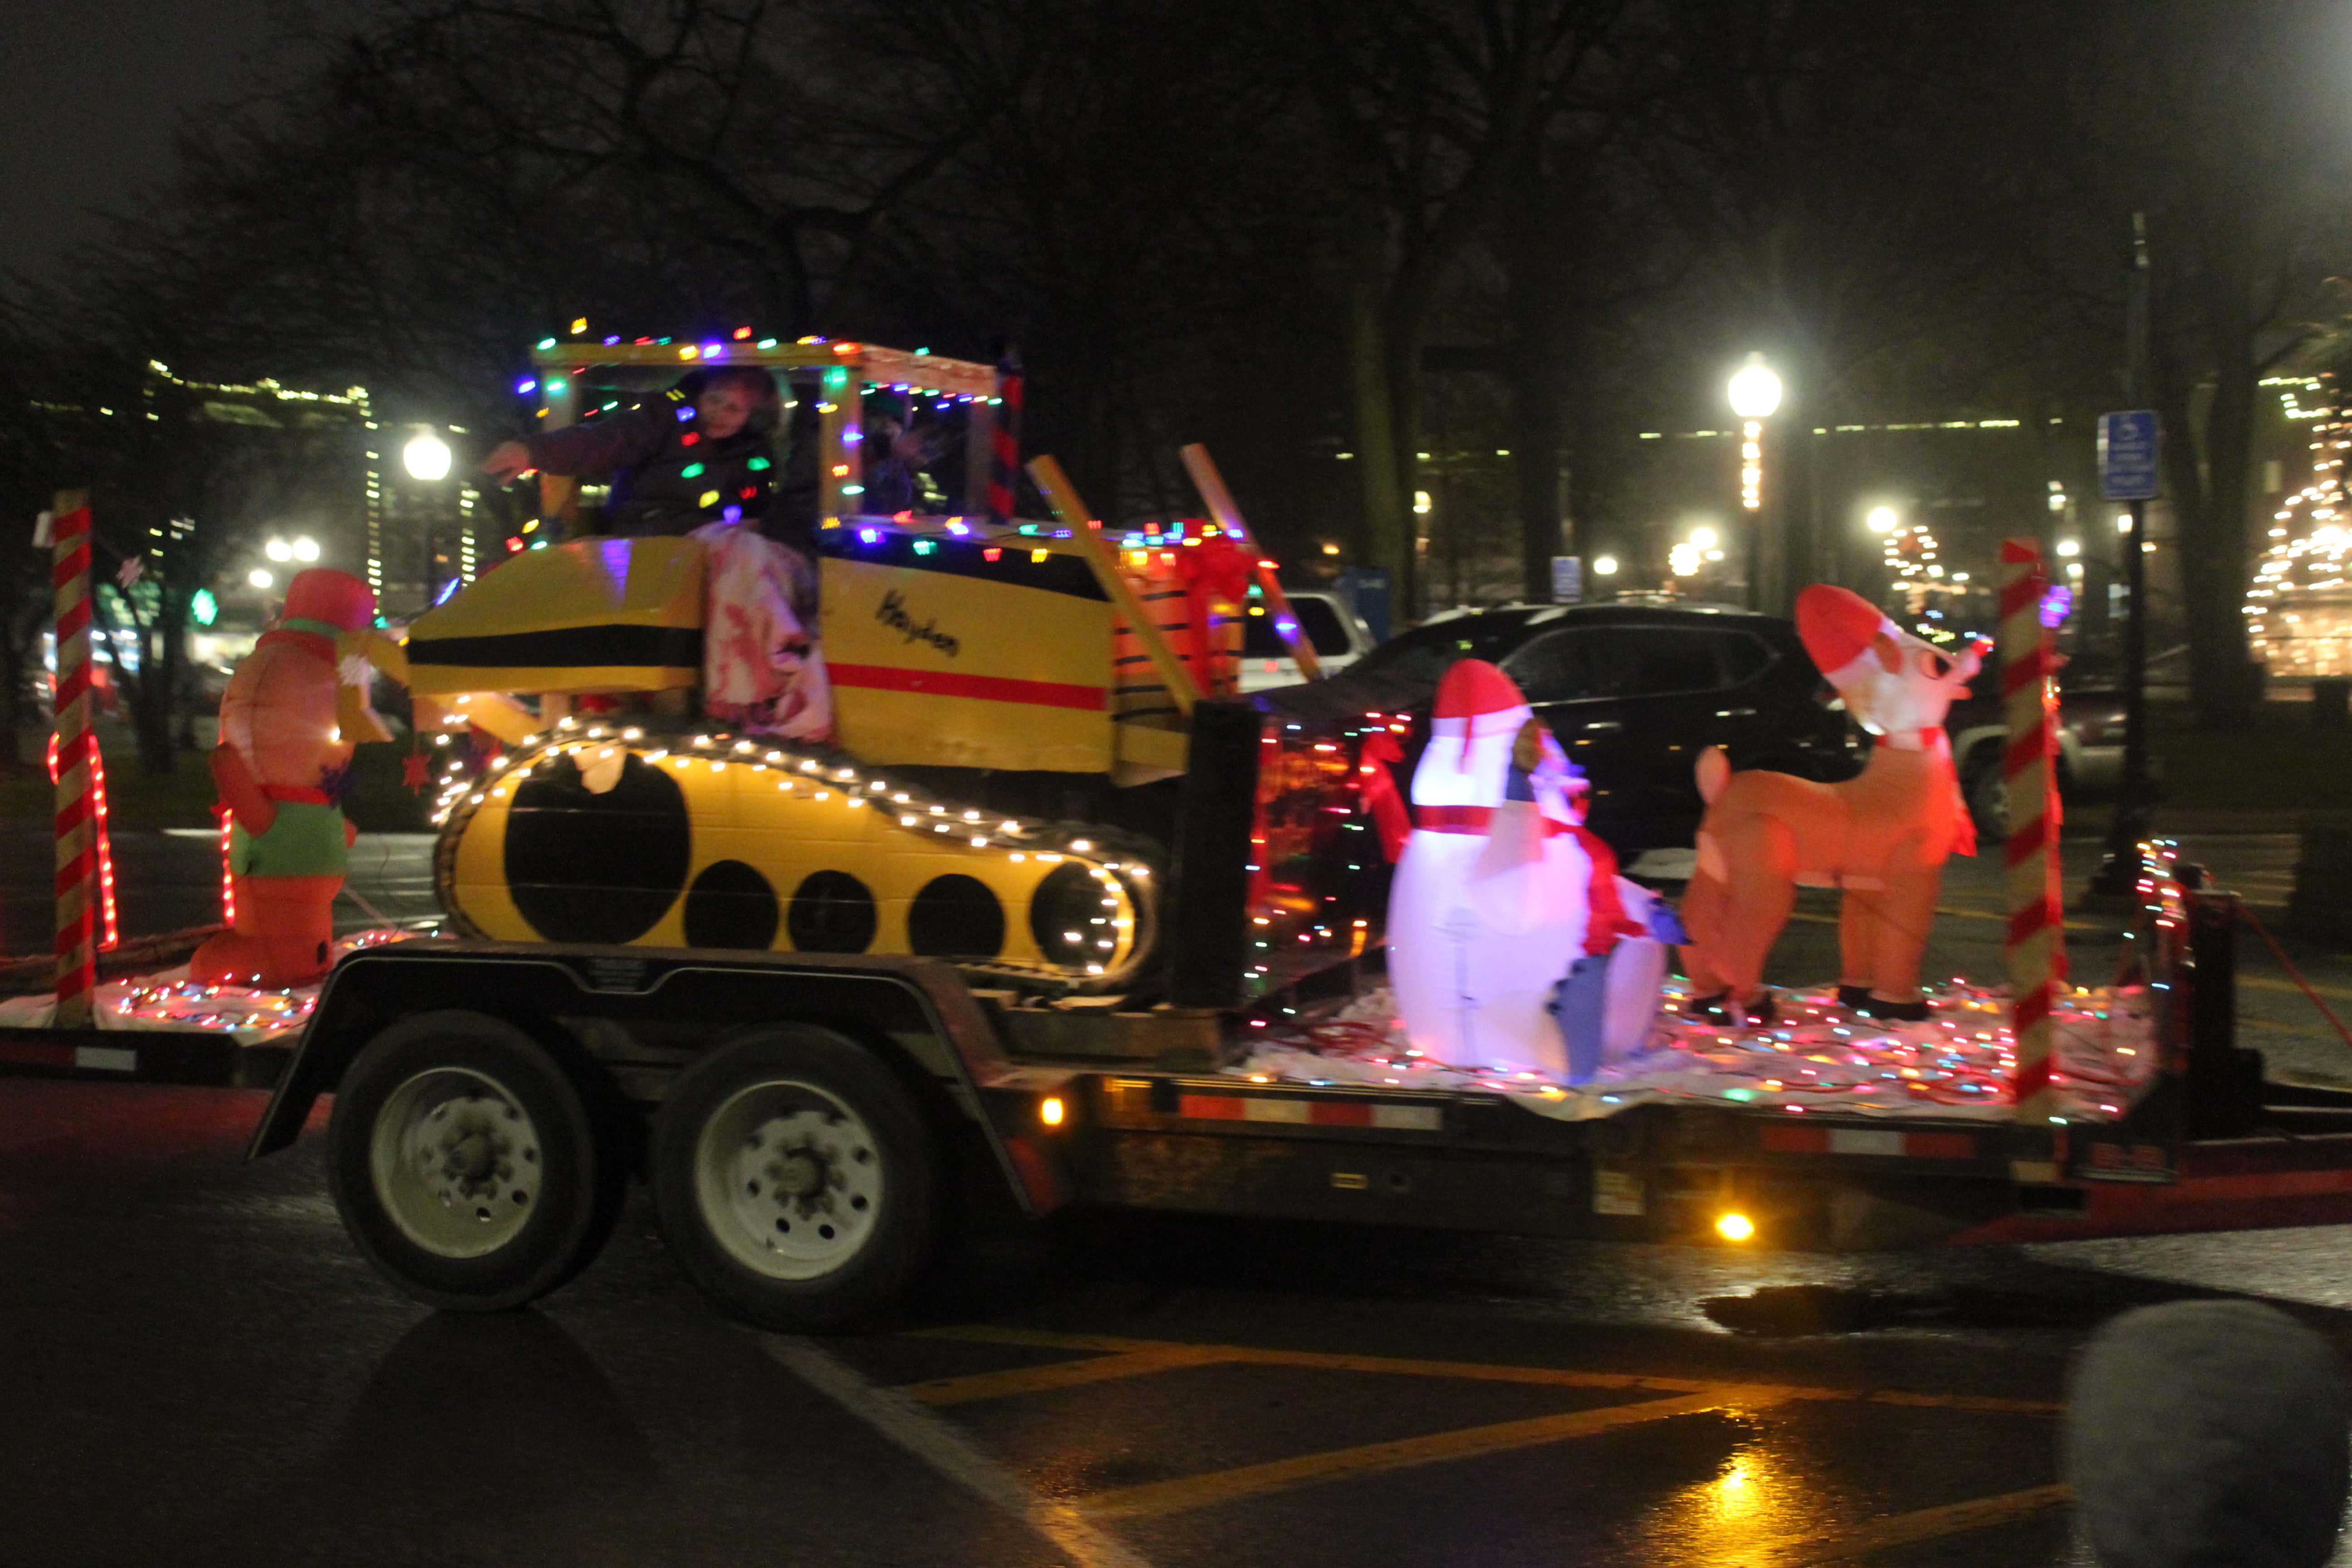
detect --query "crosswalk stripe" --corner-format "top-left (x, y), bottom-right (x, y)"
top-left (1081, 1389), bottom-right (1792, 1520)
top-left (1722, 1481), bottom-right (2069, 1566)
top-left (903, 1347), bottom-right (1234, 1406)
top-left (910, 1327), bottom-right (2062, 1414)
top-left (765, 1335), bottom-right (1158, 1568)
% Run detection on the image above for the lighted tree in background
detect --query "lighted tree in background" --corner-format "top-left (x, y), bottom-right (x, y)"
top-left (2246, 372), bottom-right (2352, 679)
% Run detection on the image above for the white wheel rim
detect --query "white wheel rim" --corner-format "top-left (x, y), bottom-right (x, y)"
top-left (370, 1066), bottom-right (544, 1259)
top-left (693, 1078), bottom-right (884, 1281)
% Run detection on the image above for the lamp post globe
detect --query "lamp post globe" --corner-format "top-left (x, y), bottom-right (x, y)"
top-left (402, 431), bottom-right (452, 482)
top-left (1867, 506), bottom-right (1899, 534)
top-left (1727, 354), bottom-right (1782, 420)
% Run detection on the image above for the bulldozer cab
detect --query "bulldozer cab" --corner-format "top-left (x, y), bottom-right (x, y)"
top-left (520, 334), bottom-right (1001, 535)
top-left (397, 338), bottom-right (1216, 784)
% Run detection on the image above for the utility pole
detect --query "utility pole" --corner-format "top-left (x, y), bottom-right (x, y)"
top-left (2087, 213), bottom-right (2157, 904)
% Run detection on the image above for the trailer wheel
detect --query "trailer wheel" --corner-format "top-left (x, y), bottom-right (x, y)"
top-left (328, 1010), bottom-right (622, 1313)
top-left (651, 1026), bottom-right (936, 1331)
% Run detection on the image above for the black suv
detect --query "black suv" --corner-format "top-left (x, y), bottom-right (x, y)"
top-left (1344, 603), bottom-right (1856, 856)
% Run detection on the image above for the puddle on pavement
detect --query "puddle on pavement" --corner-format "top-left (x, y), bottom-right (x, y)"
top-left (1700, 1282), bottom-right (2127, 1336)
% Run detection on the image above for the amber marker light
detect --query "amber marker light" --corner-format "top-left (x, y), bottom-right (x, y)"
top-left (1040, 1097), bottom-right (1066, 1128)
top-left (1715, 1212), bottom-right (1756, 1243)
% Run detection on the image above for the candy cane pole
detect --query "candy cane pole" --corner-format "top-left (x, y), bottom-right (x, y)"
top-left (49, 491), bottom-right (97, 1026)
top-left (1178, 442), bottom-right (1325, 681)
top-left (46, 731), bottom-right (116, 952)
top-left (987, 349), bottom-right (1024, 524)
top-left (2001, 538), bottom-right (2066, 1118)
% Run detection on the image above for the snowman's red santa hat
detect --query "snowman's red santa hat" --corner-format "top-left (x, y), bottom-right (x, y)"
top-left (1795, 584), bottom-right (1899, 690)
top-left (1414, 659), bottom-right (1537, 809)
top-left (1429, 659), bottom-right (1530, 742)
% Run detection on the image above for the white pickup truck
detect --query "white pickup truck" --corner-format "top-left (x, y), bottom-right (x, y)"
top-left (1237, 590), bottom-right (1376, 693)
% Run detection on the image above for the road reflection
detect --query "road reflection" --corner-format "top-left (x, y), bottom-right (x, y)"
top-left (1630, 1426), bottom-right (1838, 1565)
top-left (316, 1310), bottom-right (681, 1563)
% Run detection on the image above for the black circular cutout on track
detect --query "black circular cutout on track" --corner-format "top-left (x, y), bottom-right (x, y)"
top-left (502, 753), bottom-right (691, 943)
top-left (682, 859), bottom-right (780, 950)
top-left (907, 874), bottom-right (1004, 960)
top-left (1027, 862), bottom-right (1105, 968)
top-left (787, 870), bottom-right (878, 954)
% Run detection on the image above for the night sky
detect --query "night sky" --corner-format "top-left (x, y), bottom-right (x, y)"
top-left (0, 1), bottom-right (328, 282)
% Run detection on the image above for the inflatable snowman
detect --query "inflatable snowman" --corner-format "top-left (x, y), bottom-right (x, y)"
top-left (1386, 660), bottom-right (1672, 1082)
top-left (1387, 662), bottom-right (1591, 1077)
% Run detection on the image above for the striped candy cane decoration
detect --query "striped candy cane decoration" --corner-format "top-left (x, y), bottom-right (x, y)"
top-left (49, 492), bottom-right (97, 1026)
top-left (46, 731), bottom-right (116, 952)
top-left (986, 350), bottom-right (1024, 524)
top-left (2000, 538), bottom-right (2067, 1118)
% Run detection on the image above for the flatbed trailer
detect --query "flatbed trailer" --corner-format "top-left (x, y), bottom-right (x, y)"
top-left (13, 341), bottom-right (2348, 1328)
top-left (10, 844), bottom-right (2342, 1330)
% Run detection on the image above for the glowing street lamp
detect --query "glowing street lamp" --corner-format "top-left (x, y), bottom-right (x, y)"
top-left (1727, 355), bottom-right (1779, 516)
top-left (1867, 506), bottom-right (1899, 534)
top-left (1592, 555), bottom-right (1619, 576)
top-left (1727, 353), bottom-right (1781, 609)
top-left (402, 431), bottom-right (453, 482)
top-left (1727, 355), bottom-right (1783, 421)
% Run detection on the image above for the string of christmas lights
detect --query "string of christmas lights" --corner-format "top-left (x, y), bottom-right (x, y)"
top-left (428, 720), bottom-right (1155, 989)
top-left (1233, 842), bottom-right (2188, 1123)
top-left (2248, 372), bottom-right (2352, 678)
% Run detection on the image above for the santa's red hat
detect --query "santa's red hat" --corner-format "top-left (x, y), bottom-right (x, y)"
top-left (1433, 659), bottom-right (1526, 720)
top-left (1429, 659), bottom-right (1531, 741)
top-left (1795, 585), bottom-right (1892, 685)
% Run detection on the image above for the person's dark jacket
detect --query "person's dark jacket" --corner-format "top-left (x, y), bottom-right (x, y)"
top-left (524, 382), bottom-right (781, 538)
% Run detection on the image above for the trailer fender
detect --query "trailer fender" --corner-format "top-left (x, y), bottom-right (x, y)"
top-left (246, 942), bottom-right (1061, 1215)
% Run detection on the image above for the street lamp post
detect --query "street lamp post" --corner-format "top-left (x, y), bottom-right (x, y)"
top-left (2087, 213), bottom-right (2157, 906)
top-left (1727, 354), bottom-right (1782, 610)
top-left (404, 431), bottom-right (455, 610)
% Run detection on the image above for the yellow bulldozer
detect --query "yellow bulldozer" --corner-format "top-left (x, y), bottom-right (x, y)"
top-left (352, 338), bottom-right (1377, 1007)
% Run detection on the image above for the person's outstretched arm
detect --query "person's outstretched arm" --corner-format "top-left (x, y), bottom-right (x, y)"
top-left (481, 402), bottom-right (669, 483)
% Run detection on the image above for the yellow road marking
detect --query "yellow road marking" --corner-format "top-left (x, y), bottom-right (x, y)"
top-left (1724, 1481), bottom-right (2069, 1566)
top-left (912, 1328), bottom-right (2060, 1416)
top-left (2242, 971), bottom-right (2352, 1003)
top-left (903, 1348), bottom-right (1234, 1406)
top-left (1082, 1388), bottom-right (1793, 1520)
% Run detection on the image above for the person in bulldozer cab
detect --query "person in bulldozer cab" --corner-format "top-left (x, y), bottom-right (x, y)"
top-left (478, 365), bottom-right (832, 740)
top-left (480, 366), bottom-right (796, 539)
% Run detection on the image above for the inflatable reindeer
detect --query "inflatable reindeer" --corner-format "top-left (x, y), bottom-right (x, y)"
top-left (1678, 586), bottom-right (1983, 1025)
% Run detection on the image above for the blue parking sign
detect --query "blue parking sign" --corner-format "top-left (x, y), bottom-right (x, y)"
top-left (2098, 410), bottom-right (2160, 500)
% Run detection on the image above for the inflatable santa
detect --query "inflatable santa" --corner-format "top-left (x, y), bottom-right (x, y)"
top-left (1387, 661), bottom-right (1661, 1080)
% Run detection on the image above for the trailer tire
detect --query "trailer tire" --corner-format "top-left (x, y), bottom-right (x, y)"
top-left (328, 1010), bottom-right (622, 1313)
top-left (651, 1026), bottom-right (936, 1331)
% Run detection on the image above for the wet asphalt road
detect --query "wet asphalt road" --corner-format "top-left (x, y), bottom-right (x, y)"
top-left (5, 826), bottom-right (2352, 1565)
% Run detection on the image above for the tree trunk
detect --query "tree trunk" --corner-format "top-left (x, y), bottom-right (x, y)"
top-left (1382, 322), bottom-right (1424, 619)
top-left (1344, 230), bottom-right (1414, 623)
top-left (131, 621), bottom-right (176, 776)
top-left (2160, 279), bottom-right (2260, 730)
top-left (1500, 154), bottom-right (1568, 603)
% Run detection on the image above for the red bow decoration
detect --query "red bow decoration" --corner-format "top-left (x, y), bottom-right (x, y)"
top-left (1357, 731), bottom-right (1412, 862)
top-left (1173, 536), bottom-right (1255, 696)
